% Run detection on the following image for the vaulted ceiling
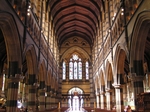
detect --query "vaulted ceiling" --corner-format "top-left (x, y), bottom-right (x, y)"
top-left (48, 0), bottom-right (104, 47)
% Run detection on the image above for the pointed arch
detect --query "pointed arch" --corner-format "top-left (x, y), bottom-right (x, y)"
top-left (25, 45), bottom-right (38, 74)
top-left (105, 60), bottom-right (114, 89)
top-left (114, 44), bottom-right (128, 85)
top-left (99, 69), bottom-right (105, 92)
top-left (0, 12), bottom-right (22, 76)
top-left (60, 46), bottom-right (91, 62)
top-left (38, 60), bottom-right (47, 89)
top-left (130, 10), bottom-right (150, 73)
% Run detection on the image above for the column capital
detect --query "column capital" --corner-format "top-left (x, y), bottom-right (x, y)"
top-left (127, 73), bottom-right (145, 81)
top-left (38, 88), bottom-right (46, 92)
top-left (105, 88), bottom-right (113, 92)
top-left (8, 74), bottom-right (24, 82)
top-left (95, 92), bottom-right (100, 96)
top-left (100, 91), bottom-right (105, 95)
top-left (134, 76), bottom-right (145, 81)
top-left (112, 83), bottom-right (124, 89)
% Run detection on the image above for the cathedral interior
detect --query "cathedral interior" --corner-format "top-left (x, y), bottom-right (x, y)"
top-left (0, 0), bottom-right (150, 112)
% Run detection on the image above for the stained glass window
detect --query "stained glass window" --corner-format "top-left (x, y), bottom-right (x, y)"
top-left (69, 62), bottom-right (73, 80)
top-left (73, 54), bottom-right (78, 60)
top-left (74, 62), bottom-right (77, 79)
top-left (86, 61), bottom-right (89, 79)
top-left (69, 54), bottom-right (82, 80)
top-left (78, 61), bottom-right (82, 79)
top-left (62, 61), bottom-right (66, 80)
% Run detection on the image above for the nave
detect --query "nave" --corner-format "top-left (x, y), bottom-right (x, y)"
top-left (65, 108), bottom-right (87, 112)
top-left (0, 0), bottom-right (150, 112)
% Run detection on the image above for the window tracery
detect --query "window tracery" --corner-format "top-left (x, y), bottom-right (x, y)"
top-left (62, 54), bottom-right (89, 80)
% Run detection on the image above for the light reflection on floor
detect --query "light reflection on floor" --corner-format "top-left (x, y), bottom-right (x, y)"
top-left (69, 110), bottom-right (84, 112)
top-left (67, 108), bottom-right (87, 112)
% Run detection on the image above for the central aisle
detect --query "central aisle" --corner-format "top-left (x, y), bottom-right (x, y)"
top-left (65, 108), bottom-right (87, 112)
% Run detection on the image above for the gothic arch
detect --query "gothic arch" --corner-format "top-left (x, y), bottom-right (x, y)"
top-left (130, 10), bottom-right (150, 72)
top-left (38, 60), bottom-right (47, 88)
top-left (95, 75), bottom-right (100, 92)
top-left (49, 68), bottom-right (53, 88)
top-left (47, 70), bottom-right (51, 86)
top-left (105, 60), bottom-right (114, 89)
top-left (113, 44), bottom-right (129, 84)
top-left (68, 86), bottom-right (84, 94)
top-left (25, 45), bottom-right (38, 74)
top-left (0, 12), bottom-right (22, 76)
top-left (60, 45), bottom-right (91, 62)
top-left (99, 69), bottom-right (105, 91)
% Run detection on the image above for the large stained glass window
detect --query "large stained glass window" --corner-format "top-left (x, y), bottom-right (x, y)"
top-left (86, 61), bottom-right (89, 80)
top-left (63, 55), bottom-right (89, 80)
top-left (62, 61), bottom-right (66, 80)
top-left (74, 62), bottom-right (77, 79)
top-left (78, 61), bottom-right (82, 79)
top-left (69, 54), bottom-right (82, 80)
top-left (69, 61), bottom-right (73, 80)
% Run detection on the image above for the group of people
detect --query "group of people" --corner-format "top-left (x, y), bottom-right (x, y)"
top-left (20, 106), bottom-right (28, 112)
top-left (124, 105), bottom-right (132, 112)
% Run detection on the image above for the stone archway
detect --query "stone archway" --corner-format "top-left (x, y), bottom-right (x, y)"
top-left (129, 10), bottom-right (150, 111)
top-left (0, 12), bottom-right (22, 72)
top-left (68, 87), bottom-right (84, 111)
top-left (38, 60), bottom-right (47, 111)
top-left (94, 75), bottom-right (100, 108)
top-left (106, 62), bottom-right (115, 110)
top-left (0, 12), bottom-right (22, 112)
top-left (24, 45), bottom-right (38, 111)
top-left (113, 44), bottom-right (129, 112)
top-left (99, 70), bottom-right (106, 109)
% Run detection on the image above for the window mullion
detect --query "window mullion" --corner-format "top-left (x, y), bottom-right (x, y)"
top-left (73, 61), bottom-right (74, 80)
top-left (77, 61), bottom-right (79, 79)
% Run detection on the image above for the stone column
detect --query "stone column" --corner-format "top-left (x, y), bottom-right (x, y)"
top-left (45, 92), bottom-right (51, 109)
top-left (55, 91), bottom-right (58, 108)
top-left (50, 89), bottom-right (55, 108)
top-left (38, 89), bottom-right (46, 111)
top-left (27, 74), bottom-right (37, 112)
top-left (49, 90), bottom-right (53, 108)
top-left (96, 93), bottom-right (100, 108)
top-left (129, 74), bottom-right (144, 110)
top-left (45, 85), bottom-right (51, 109)
top-left (6, 78), bottom-right (20, 112)
top-left (52, 92), bottom-right (57, 108)
top-left (28, 85), bottom-right (36, 112)
top-left (113, 84), bottom-right (124, 112)
top-left (100, 92), bottom-right (105, 109)
top-left (146, 72), bottom-right (150, 91)
top-left (130, 60), bottom-right (146, 110)
top-left (6, 61), bottom-right (22, 112)
top-left (105, 89), bottom-right (112, 110)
